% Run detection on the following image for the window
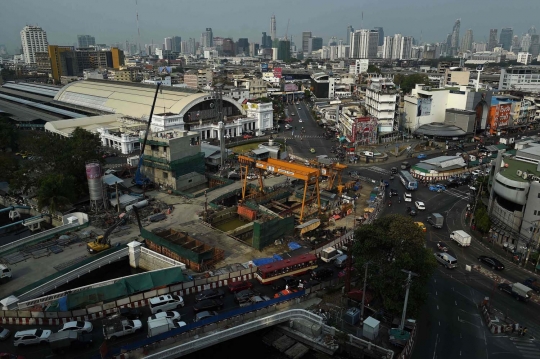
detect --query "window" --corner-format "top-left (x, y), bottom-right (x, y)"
top-left (163, 172), bottom-right (168, 179)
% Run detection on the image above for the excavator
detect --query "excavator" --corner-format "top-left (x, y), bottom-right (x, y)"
top-left (87, 206), bottom-right (144, 254)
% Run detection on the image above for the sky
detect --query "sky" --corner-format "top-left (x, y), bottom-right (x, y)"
top-left (1, 0), bottom-right (539, 53)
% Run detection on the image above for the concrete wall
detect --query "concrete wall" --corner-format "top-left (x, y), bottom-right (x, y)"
top-left (138, 251), bottom-right (181, 271)
top-left (227, 222), bottom-right (253, 238)
top-left (175, 172), bottom-right (207, 191)
top-left (210, 206), bottom-right (238, 225)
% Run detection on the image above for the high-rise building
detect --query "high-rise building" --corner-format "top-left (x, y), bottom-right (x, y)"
top-left (373, 27), bottom-right (384, 46)
top-left (530, 35), bottom-right (540, 58)
top-left (48, 45), bottom-right (78, 83)
top-left (236, 38), bottom-right (249, 55)
top-left (77, 35), bottom-right (95, 49)
top-left (328, 37), bottom-right (337, 47)
top-left (460, 29), bottom-right (473, 52)
top-left (473, 42), bottom-right (487, 52)
top-left (270, 15), bottom-right (277, 40)
top-left (308, 37), bottom-right (323, 53)
top-left (392, 34), bottom-right (403, 59)
top-left (164, 37), bottom-right (173, 51)
top-left (521, 34), bottom-right (531, 52)
top-left (222, 38), bottom-right (235, 56)
top-left (499, 28), bottom-right (513, 51)
top-left (450, 19), bottom-right (460, 55)
top-left (302, 32), bottom-right (312, 53)
top-left (488, 29), bottom-right (498, 51)
top-left (400, 36), bottom-right (413, 60)
top-left (261, 32), bottom-right (272, 49)
top-left (172, 36), bottom-right (181, 52)
top-left (528, 26), bottom-right (537, 36)
top-left (201, 28), bottom-right (213, 48)
top-left (20, 25), bottom-right (48, 64)
top-left (346, 25), bottom-right (354, 44)
top-left (278, 40), bottom-right (291, 61)
top-left (382, 36), bottom-right (394, 59)
top-left (350, 30), bottom-right (378, 59)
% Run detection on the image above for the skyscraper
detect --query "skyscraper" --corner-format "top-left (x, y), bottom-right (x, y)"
top-left (201, 28), bottom-right (213, 48)
top-left (400, 36), bottom-right (413, 60)
top-left (308, 37), bottom-right (323, 53)
top-left (346, 25), bottom-right (354, 44)
top-left (20, 25), bottom-right (48, 64)
top-left (450, 19), bottom-right (460, 56)
top-left (172, 36), bottom-right (181, 52)
top-left (530, 35), bottom-right (540, 58)
top-left (373, 27), bottom-right (384, 46)
top-left (164, 37), bottom-right (173, 51)
top-left (511, 35), bottom-right (520, 52)
top-left (302, 32), bottom-right (312, 53)
top-left (499, 28), bottom-right (513, 51)
top-left (392, 34), bottom-right (404, 59)
top-left (350, 30), bottom-right (378, 58)
top-left (528, 26), bottom-right (537, 36)
top-left (382, 36), bottom-right (394, 59)
top-left (488, 29), bottom-right (498, 51)
top-left (521, 34), bottom-right (531, 52)
top-left (77, 35), bottom-right (95, 48)
top-left (460, 29), bottom-right (473, 52)
top-left (270, 15), bottom-right (276, 40)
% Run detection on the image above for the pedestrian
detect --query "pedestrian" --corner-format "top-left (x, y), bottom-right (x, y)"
top-left (523, 327), bottom-right (528, 336)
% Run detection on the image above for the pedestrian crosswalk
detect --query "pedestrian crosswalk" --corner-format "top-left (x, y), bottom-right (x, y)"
top-left (510, 337), bottom-right (540, 358)
top-left (364, 166), bottom-right (392, 175)
top-left (283, 135), bottom-right (327, 139)
top-left (443, 188), bottom-right (471, 200)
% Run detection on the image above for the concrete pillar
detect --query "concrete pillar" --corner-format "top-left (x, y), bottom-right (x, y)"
top-left (127, 241), bottom-right (142, 268)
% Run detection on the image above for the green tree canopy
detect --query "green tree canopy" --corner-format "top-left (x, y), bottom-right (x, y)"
top-left (393, 73), bottom-right (429, 94)
top-left (353, 214), bottom-right (437, 317)
top-left (0, 116), bottom-right (18, 151)
top-left (474, 204), bottom-right (491, 233)
top-left (37, 173), bottom-right (76, 214)
top-left (367, 64), bottom-right (381, 74)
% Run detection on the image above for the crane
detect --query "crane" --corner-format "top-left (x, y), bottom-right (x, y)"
top-left (87, 215), bottom-right (128, 253)
top-left (133, 82), bottom-right (161, 187)
top-left (238, 155), bottom-right (321, 222)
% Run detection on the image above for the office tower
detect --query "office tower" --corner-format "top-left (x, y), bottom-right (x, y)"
top-left (308, 37), bottom-right (323, 52)
top-left (460, 29), bottom-right (473, 52)
top-left (346, 25), bottom-right (354, 44)
top-left (528, 26), bottom-right (537, 36)
top-left (164, 37), bottom-right (173, 51)
top-left (373, 27), bottom-right (384, 46)
top-left (392, 34), bottom-right (403, 59)
top-left (270, 15), bottom-right (277, 40)
top-left (302, 32), bottom-right (312, 53)
top-left (400, 36), bottom-right (413, 60)
top-left (488, 29), bottom-right (498, 51)
top-left (499, 28), bottom-right (513, 51)
top-left (172, 36), bottom-right (181, 52)
top-left (328, 37), bottom-right (337, 47)
top-left (236, 38), bottom-right (249, 55)
top-left (382, 36), bottom-right (394, 59)
top-left (20, 25), bottom-right (48, 64)
top-left (450, 19), bottom-right (460, 55)
top-left (530, 35), bottom-right (540, 58)
top-left (77, 35), bottom-right (95, 48)
top-left (511, 35), bottom-right (521, 52)
top-left (201, 28), bottom-right (213, 48)
top-left (350, 29), bottom-right (378, 58)
top-left (521, 34), bottom-right (531, 52)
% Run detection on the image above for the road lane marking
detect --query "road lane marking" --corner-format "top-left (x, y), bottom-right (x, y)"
top-left (455, 300), bottom-right (458, 305)
top-left (433, 333), bottom-right (439, 359)
top-left (437, 305), bottom-right (439, 310)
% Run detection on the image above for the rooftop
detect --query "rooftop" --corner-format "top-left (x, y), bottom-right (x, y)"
top-left (499, 157), bottom-right (540, 183)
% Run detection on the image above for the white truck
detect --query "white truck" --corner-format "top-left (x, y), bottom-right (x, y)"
top-left (147, 317), bottom-right (186, 337)
top-left (102, 317), bottom-right (142, 340)
top-left (450, 230), bottom-right (471, 247)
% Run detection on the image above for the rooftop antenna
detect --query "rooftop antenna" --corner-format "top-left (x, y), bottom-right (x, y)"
top-left (136, 0), bottom-right (142, 55)
top-left (361, 11), bottom-right (363, 29)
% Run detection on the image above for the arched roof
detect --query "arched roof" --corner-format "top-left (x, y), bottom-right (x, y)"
top-left (54, 80), bottom-right (244, 118)
top-left (413, 122), bottom-right (467, 137)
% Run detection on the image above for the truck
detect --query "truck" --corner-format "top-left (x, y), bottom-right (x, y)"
top-left (147, 317), bottom-right (186, 337)
top-left (427, 213), bottom-right (444, 229)
top-left (498, 282), bottom-right (533, 302)
top-left (102, 316), bottom-right (142, 340)
top-left (523, 278), bottom-right (540, 293)
top-left (49, 331), bottom-right (92, 354)
top-left (450, 230), bottom-right (471, 247)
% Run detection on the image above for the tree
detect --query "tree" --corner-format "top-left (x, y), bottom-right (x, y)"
top-left (0, 116), bottom-right (18, 151)
top-left (0, 154), bottom-right (18, 182)
top-left (353, 214), bottom-right (437, 316)
top-left (474, 204), bottom-right (491, 233)
top-left (37, 173), bottom-right (76, 214)
top-left (367, 64), bottom-right (381, 74)
top-left (394, 73), bottom-right (429, 94)
top-left (304, 90), bottom-right (311, 99)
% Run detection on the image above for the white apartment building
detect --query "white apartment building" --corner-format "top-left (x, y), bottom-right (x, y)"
top-left (365, 76), bottom-right (398, 133)
top-left (349, 59), bottom-right (369, 75)
top-left (20, 25), bottom-right (48, 64)
top-left (499, 67), bottom-right (540, 91)
top-left (350, 30), bottom-right (378, 59)
top-left (517, 52), bottom-right (532, 65)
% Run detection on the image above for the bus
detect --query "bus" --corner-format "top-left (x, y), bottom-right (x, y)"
top-left (320, 246), bottom-right (344, 263)
top-left (255, 253), bottom-right (318, 284)
top-left (399, 170), bottom-right (418, 191)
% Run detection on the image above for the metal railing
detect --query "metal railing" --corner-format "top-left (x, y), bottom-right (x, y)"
top-left (16, 247), bottom-right (129, 303)
top-left (0, 222), bottom-right (79, 256)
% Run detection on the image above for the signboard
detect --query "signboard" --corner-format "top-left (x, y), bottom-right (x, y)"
top-left (284, 75), bottom-right (293, 80)
top-left (284, 83), bottom-right (298, 92)
top-left (158, 66), bottom-right (172, 74)
top-left (417, 98), bottom-right (432, 116)
top-left (498, 103), bottom-right (511, 127)
top-left (273, 67), bottom-right (283, 78)
top-left (261, 63), bottom-right (269, 72)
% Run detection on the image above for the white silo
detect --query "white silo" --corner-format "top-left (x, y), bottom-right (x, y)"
top-left (86, 161), bottom-right (106, 212)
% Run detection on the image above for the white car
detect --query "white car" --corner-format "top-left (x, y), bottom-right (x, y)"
top-left (471, 170), bottom-right (482, 176)
top-left (58, 320), bottom-right (93, 333)
top-left (415, 201), bottom-right (426, 210)
top-left (148, 310), bottom-right (181, 322)
top-left (149, 294), bottom-right (185, 314)
top-left (13, 329), bottom-right (52, 347)
top-left (404, 193), bottom-right (412, 202)
top-left (298, 107), bottom-right (301, 110)
top-left (299, 119), bottom-right (303, 122)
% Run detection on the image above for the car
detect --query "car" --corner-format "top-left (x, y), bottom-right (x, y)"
top-left (227, 280), bottom-right (253, 293)
top-left (274, 289), bottom-right (298, 298)
top-left (471, 170), bottom-right (482, 176)
top-left (291, 113), bottom-right (295, 116)
top-left (406, 207), bottom-right (417, 216)
top-left (429, 184), bottom-right (446, 192)
top-left (415, 222), bottom-right (427, 232)
top-left (310, 267), bottom-right (333, 280)
top-left (417, 153), bottom-right (427, 159)
top-left (235, 289), bottom-right (256, 303)
top-left (298, 107), bottom-right (301, 109)
top-left (147, 311), bottom-right (181, 321)
top-left (272, 276), bottom-right (299, 291)
top-left (383, 180), bottom-right (389, 187)
top-left (404, 192), bottom-right (412, 202)
top-left (478, 256), bottom-right (505, 270)
top-left (116, 307), bottom-right (142, 320)
top-left (243, 134), bottom-right (253, 139)
top-left (149, 294), bottom-right (184, 314)
top-left (193, 311), bottom-right (218, 323)
top-left (299, 119), bottom-right (303, 123)
top-left (0, 327), bottom-right (11, 341)
top-left (285, 118), bottom-right (293, 123)
top-left (13, 329), bottom-right (52, 347)
top-left (195, 288), bottom-right (225, 302)
top-left (0, 352), bottom-right (24, 359)
top-left (446, 180), bottom-right (460, 188)
top-left (58, 321), bottom-right (93, 334)
top-left (437, 242), bottom-right (448, 252)
top-left (415, 201), bottom-right (425, 210)
top-left (193, 299), bottom-right (223, 313)
top-left (248, 295), bottom-right (271, 304)
top-left (389, 189), bottom-right (398, 197)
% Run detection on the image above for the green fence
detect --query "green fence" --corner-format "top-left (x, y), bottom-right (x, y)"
top-left (252, 216), bottom-right (295, 250)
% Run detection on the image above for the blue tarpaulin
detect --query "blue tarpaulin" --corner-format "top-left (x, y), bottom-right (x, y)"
top-left (251, 258), bottom-right (276, 266)
top-left (288, 242), bottom-right (301, 250)
top-left (273, 254), bottom-right (283, 261)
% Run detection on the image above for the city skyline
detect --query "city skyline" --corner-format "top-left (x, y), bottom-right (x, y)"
top-left (1, 0), bottom-right (539, 54)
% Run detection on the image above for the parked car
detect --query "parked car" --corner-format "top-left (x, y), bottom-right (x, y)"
top-left (478, 255), bottom-right (505, 270)
top-left (415, 201), bottom-right (426, 210)
top-left (243, 134), bottom-right (253, 139)
top-left (227, 280), bottom-right (253, 293)
top-left (272, 276), bottom-right (299, 291)
top-left (417, 153), bottom-right (427, 159)
top-left (57, 321), bottom-right (93, 334)
top-left (310, 267), bottom-right (333, 280)
top-left (149, 294), bottom-right (184, 314)
top-left (235, 289), bottom-right (256, 303)
top-left (0, 327), bottom-right (11, 341)
top-left (274, 289), bottom-right (298, 298)
top-left (193, 299), bottom-right (223, 313)
top-left (147, 311), bottom-right (181, 322)
top-left (195, 289), bottom-right (225, 302)
top-left (193, 311), bottom-right (218, 323)
top-left (116, 307), bottom-right (141, 320)
top-left (13, 329), bottom-right (52, 347)
top-left (471, 170), bottom-right (482, 176)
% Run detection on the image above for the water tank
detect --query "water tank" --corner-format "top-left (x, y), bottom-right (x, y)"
top-left (86, 162), bottom-right (104, 201)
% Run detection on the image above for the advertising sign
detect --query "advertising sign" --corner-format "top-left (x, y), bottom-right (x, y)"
top-left (497, 103), bottom-right (511, 128)
top-left (417, 98), bottom-right (432, 116)
top-left (158, 66), bottom-right (172, 74)
top-left (273, 67), bottom-right (283, 78)
top-left (261, 63), bottom-right (269, 72)
top-left (284, 75), bottom-right (293, 80)
top-left (284, 83), bottom-right (298, 92)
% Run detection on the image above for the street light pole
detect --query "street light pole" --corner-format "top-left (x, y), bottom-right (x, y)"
top-left (399, 269), bottom-right (419, 332)
top-left (524, 221), bottom-right (540, 268)
top-left (360, 261), bottom-right (370, 322)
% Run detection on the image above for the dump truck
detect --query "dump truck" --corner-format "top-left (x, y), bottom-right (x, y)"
top-left (427, 213), bottom-right (444, 229)
top-left (450, 230), bottom-right (471, 247)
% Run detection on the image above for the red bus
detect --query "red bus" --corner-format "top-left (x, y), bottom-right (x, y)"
top-left (255, 253), bottom-right (318, 284)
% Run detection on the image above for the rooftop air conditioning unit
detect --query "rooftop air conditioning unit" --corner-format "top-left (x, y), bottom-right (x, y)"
top-left (516, 170), bottom-right (522, 176)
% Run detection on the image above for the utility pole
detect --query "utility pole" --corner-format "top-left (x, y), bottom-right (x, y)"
top-left (399, 269), bottom-right (419, 332)
top-left (360, 261), bottom-right (370, 322)
top-left (469, 181), bottom-right (483, 228)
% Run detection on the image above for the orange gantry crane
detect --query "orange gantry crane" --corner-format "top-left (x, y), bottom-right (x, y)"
top-left (238, 155), bottom-right (321, 222)
top-left (309, 159), bottom-right (348, 194)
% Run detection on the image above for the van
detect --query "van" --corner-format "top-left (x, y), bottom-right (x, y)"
top-left (435, 252), bottom-right (457, 269)
top-left (334, 254), bottom-right (348, 268)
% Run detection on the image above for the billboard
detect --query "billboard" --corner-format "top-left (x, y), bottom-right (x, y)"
top-left (261, 63), bottom-right (269, 72)
top-left (417, 98), bottom-right (432, 116)
top-left (284, 83), bottom-right (298, 92)
top-left (158, 66), bottom-right (172, 74)
top-left (284, 75), bottom-right (293, 80)
top-left (273, 67), bottom-right (283, 78)
top-left (497, 103), bottom-right (511, 127)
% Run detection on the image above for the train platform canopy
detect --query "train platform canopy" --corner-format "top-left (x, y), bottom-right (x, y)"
top-left (44, 113), bottom-right (138, 137)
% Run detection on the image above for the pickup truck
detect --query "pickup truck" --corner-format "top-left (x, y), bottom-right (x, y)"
top-left (103, 316), bottom-right (142, 340)
top-left (523, 278), bottom-right (540, 293)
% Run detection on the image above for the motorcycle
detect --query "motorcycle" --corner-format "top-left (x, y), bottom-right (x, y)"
top-left (437, 242), bottom-right (448, 252)
top-left (388, 201), bottom-right (392, 207)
